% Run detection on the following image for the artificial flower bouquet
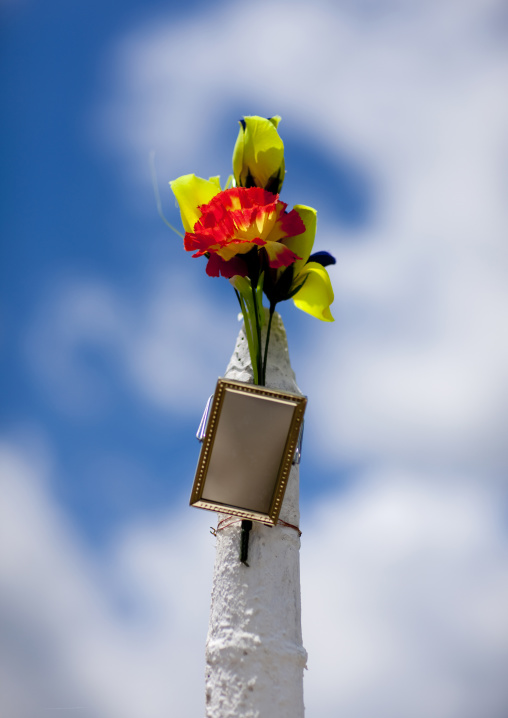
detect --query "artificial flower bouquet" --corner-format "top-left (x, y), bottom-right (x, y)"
top-left (169, 116), bottom-right (335, 386)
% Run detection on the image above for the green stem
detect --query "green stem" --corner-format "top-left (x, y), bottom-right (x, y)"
top-left (251, 280), bottom-right (263, 385)
top-left (235, 288), bottom-right (259, 384)
top-left (234, 288), bottom-right (242, 312)
top-left (262, 302), bottom-right (276, 386)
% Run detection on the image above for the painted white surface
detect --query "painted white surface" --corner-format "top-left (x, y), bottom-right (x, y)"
top-left (205, 313), bottom-right (307, 718)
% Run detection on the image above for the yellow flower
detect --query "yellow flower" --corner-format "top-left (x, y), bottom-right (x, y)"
top-left (232, 116), bottom-right (285, 194)
top-left (266, 206), bottom-right (335, 322)
top-left (169, 174), bottom-right (222, 233)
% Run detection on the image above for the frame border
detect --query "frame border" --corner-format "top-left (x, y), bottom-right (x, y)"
top-left (190, 379), bottom-right (307, 525)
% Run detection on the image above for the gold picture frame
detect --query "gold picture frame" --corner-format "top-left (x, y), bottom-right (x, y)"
top-left (190, 379), bottom-right (307, 525)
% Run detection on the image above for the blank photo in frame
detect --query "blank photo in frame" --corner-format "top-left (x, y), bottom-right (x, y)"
top-left (190, 379), bottom-right (307, 525)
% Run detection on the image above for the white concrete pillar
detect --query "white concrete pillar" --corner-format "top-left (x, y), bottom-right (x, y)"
top-left (205, 313), bottom-right (307, 718)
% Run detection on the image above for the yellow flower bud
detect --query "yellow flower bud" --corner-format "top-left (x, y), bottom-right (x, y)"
top-left (232, 116), bottom-right (285, 194)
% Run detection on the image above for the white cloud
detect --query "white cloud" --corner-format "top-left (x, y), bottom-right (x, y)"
top-left (25, 279), bottom-right (127, 415)
top-left (2, 442), bottom-right (508, 718)
top-left (304, 115), bottom-right (508, 472)
top-left (7, 2), bottom-right (508, 717)
top-left (99, 0), bottom-right (508, 182)
top-left (0, 440), bottom-right (214, 718)
top-left (95, 0), bottom-right (508, 477)
top-left (301, 470), bottom-right (508, 718)
top-left (25, 268), bottom-right (237, 416)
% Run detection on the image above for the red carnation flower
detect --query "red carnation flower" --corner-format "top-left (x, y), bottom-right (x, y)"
top-left (184, 187), bottom-right (305, 278)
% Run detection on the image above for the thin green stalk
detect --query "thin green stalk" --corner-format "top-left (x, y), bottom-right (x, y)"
top-left (261, 302), bottom-right (276, 385)
top-left (235, 288), bottom-right (259, 384)
top-left (251, 280), bottom-right (263, 385)
top-left (149, 151), bottom-right (184, 238)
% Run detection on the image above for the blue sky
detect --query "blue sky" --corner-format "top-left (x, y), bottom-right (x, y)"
top-left (2, 1), bottom-right (508, 717)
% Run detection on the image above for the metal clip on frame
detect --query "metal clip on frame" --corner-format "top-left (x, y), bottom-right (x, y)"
top-left (196, 395), bottom-right (214, 442)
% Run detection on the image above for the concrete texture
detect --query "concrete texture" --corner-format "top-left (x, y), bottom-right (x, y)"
top-left (205, 313), bottom-right (307, 718)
